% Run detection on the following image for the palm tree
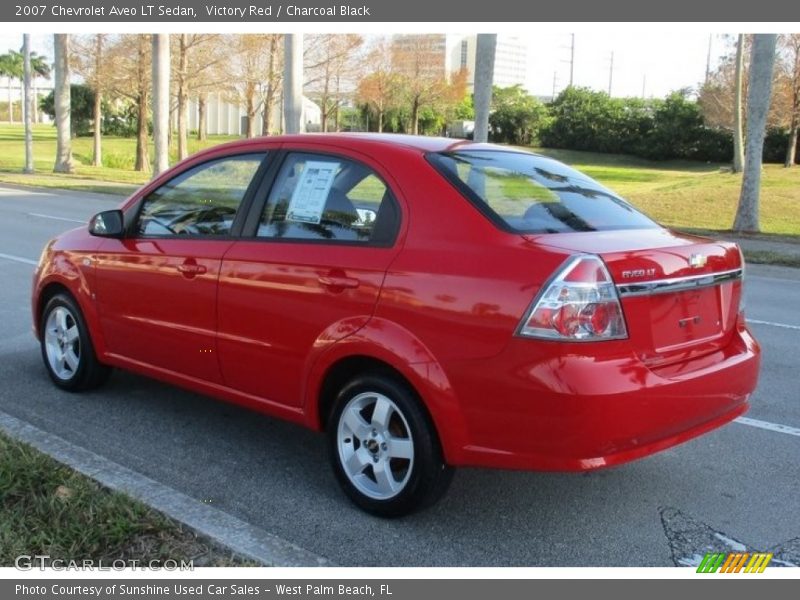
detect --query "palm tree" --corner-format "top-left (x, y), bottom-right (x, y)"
top-left (53, 34), bottom-right (74, 173)
top-left (23, 35), bottom-right (33, 173)
top-left (0, 49), bottom-right (49, 123)
top-left (284, 34), bottom-right (303, 134)
top-left (151, 34), bottom-right (170, 176)
top-left (473, 34), bottom-right (497, 143)
top-left (733, 34), bottom-right (778, 232)
top-left (732, 35), bottom-right (745, 173)
top-left (0, 53), bottom-right (16, 122)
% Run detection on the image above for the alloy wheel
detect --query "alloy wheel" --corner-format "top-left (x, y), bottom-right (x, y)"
top-left (336, 391), bottom-right (415, 500)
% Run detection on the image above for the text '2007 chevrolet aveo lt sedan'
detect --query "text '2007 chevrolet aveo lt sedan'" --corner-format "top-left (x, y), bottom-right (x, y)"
top-left (32, 134), bottom-right (760, 516)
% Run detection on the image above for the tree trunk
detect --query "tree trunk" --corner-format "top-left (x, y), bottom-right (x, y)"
top-left (786, 81), bottom-right (799, 167)
top-left (92, 35), bottom-right (103, 167)
top-left (262, 86), bottom-right (275, 136)
top-left (134, 36), bottom-right (150, 173)
top-left (248, 109), bottom-right (258, 138)
top-left (198, 92), bottom-right (207, 141)
top-left (321, 106), bottom-right (329, 133)
top-left (262, 37), bottom-right (278, 136)
top-left (7, 78), bottom-right (13, 123)
top-left (152, 34), bottom-right (170, 176)
top-left (135, 92), bottom-right (149, 172)
top-left (283, 34), bottom-right (303, 134)
top-left (786, 120), bottom-right (798, 167)
top-left (244, 82), bottom-right (258, 138)
top-left (23, 34), bottom-right (33, 173)
top-left (377, 109), bottom-right (383, 133)
top-left (177, 86), bottom-right (188, 158)
top-left (733, 34), bottom-right (777, 233)
top-left (732, 34), bottom-right (745, 173)
top-left (53, 34), bottom-right (73, 173)
top-left (411, 98), bottom-right (420, 135)
top-left (92, 89), bottom-right (102, 167)
top-left (473, 34), bottom-right (497, 143)
top-left (33, 80), bottom-right (38, 124)
top-left (177, 34), bottom-right (189, 161)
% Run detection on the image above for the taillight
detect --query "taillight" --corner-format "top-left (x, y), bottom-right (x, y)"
top-left (517, 254), bottom-right (628, 341)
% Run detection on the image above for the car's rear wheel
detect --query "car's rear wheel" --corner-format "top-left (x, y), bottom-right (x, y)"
top-left (328, 373), bottom-right (453, 517)
top-left (40, 293), bottom-right (110, 391)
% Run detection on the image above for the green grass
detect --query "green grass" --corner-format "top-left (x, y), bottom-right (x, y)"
top-left (528, 146), bottom-right (800, 236)
top-left (0, 430), bottom-right (253, 567)
top-left (0, 123), bottom-right (239, 196)
top-left (741, 250), bottom-right (800, 268)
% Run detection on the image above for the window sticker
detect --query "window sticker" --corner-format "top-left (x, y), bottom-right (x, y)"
top-left (286, 161), bottom-right (340, 224)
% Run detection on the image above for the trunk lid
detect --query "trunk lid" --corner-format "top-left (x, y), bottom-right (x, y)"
top-left (527, 228), bottom-right (744, 369)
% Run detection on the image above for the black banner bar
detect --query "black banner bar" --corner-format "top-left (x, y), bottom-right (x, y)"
top-left (2, 579), bottom-right (794, 600)
top-left (3, 0), bottom-right (800, 22)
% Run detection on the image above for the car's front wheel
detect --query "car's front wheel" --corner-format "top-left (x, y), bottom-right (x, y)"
top-left (40, 293), bottom-right (110, 391)
top-left (328, 373), bottom-right (453, 517)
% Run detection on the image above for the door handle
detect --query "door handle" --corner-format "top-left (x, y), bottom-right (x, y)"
top-left (177, 262), bottom-right (207, 277)
top-left (318, 274), bottom-right (360, 290)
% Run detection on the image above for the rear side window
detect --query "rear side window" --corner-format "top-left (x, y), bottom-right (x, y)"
top-left (429, 150), bottom-right (658, 233)
top-left (257, 153), bottom-right (399, 245)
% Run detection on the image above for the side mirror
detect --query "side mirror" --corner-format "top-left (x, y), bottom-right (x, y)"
top-left (88, 210), bottom-right (125, 238)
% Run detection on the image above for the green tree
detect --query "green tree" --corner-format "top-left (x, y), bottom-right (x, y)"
top-left (0, 48), bottom-right (50, 122)
top-left (489, 85), bottom-right (550, 145)
top-left (453, 94), bottom-right (474, 120)
top-left (40, 84), bottom-right (95, 137)
top-left (639, 91), bottom-right (705, 159)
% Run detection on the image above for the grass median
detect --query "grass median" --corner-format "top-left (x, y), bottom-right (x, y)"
top-left (0, 430), bottom-right (254, 567)
top-left (0, 124), bottom-right (238, 196)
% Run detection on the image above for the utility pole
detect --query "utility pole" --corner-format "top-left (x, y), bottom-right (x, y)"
top-left (705, 34), bottom-right (713, 83)
top-left (641, 74), bottom-right (646, 99)
top-left (552, 71), bottom-right (558, 100)
top-left (283, 34), bottom-right (303, 135)
top-left (608, 51), bottom-right (614, 96)
top-left (569, 33), bottom-right (575, 86)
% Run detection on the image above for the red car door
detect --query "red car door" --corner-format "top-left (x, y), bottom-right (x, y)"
top-left (94, 153), bottom-right (267, 383)
top-left (217, 149), bottom-right (404, 408)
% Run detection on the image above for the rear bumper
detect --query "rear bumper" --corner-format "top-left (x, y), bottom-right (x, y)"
top-left (445, 325), bottom-right (760, 470)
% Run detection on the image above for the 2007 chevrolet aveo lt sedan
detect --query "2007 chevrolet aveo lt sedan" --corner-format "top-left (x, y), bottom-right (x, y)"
top-left (32, 134), bottom-right (760, 516)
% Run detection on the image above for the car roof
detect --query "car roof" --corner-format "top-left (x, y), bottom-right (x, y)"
top-left (190, 133), bottom-right (520, 158)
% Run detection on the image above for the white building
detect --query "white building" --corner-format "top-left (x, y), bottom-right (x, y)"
top-left (445, 34), bottom-right (529, 91)
top-left (186, 94), bottom-right (322, 136)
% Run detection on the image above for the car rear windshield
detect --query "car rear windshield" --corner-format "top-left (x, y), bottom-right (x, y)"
top-left (429, 150), bottom-right (658, 234)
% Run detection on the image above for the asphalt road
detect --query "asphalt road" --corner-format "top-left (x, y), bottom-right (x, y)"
top-left (0, 184), bottom-right (798, 567)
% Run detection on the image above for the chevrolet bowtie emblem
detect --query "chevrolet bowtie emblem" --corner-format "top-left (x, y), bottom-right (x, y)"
top-left (689, 253), bottom-right (707, 268)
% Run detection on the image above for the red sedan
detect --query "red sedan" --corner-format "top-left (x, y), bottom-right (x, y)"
top-left (32, 134), bottom-right (760, 516)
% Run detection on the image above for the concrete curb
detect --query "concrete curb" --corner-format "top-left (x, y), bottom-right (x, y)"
top-left (0, 410), bottom-right (332, 568)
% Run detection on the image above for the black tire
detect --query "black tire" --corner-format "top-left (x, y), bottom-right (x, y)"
top-left (39, 293), bottom-right (111, 392)
top-left (328, 373), bottom-right (453, 517)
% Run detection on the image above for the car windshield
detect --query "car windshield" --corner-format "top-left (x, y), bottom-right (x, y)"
top-left (429, 150), bottom-right (658, 234)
